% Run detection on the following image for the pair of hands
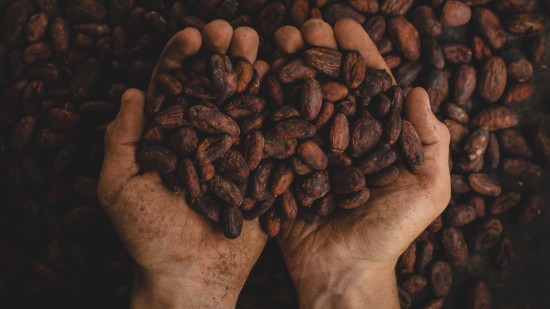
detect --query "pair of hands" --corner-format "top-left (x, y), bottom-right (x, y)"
top-left (98, 18), bottom-right (451, 308)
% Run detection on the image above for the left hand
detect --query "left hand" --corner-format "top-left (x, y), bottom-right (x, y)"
top-left (98, 20), bottom-right (268, 308)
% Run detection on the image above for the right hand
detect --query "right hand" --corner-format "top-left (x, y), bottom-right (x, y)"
top-left (273, 18), bottom-right (451, 309)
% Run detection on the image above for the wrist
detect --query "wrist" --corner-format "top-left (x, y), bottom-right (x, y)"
top-left (293, 259), bottom-right (399, 309)
top-left (130, 263), bottom-right (242, 309)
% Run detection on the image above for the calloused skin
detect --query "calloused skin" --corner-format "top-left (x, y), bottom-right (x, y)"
top-left (98, 20), bottom-right (268, 309)
top-left (99, 17), bottom-right (451, 309)
top-left (273, 18), bottom-right (451, 309)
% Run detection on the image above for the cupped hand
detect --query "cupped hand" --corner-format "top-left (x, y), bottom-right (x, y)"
top-left (98, 20), bottom-right (268, 308)
top-left (273, 18), bottom-right (451, 309)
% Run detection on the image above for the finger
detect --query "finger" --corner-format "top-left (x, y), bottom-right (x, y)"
top-left (147, 27), bottom-right (202, 103)
top-left (155, 27), bottom-right (202, 74)
top-left (301, 19), bottom-right (338, 49)
top-left (404, 88), bottom-right (451, 180)
top-left (202, 19), bottom-right (233, 54)
top-left (405, 88), bottom-right (447, 146)
top-left (253, 60), bottom-right (270, 83)
top-left (274, 25), bottom-right (304, 55)
top-left (229, 26), bottom-right (259, 63)
top-left (100, 89), bottom-right (146, 199)
top-left (333, 18), bottom-right (395, 84)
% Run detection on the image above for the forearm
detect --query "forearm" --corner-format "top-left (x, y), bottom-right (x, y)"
top-left (295, 264), bottom-right (399, 309)
top-left (130, 266), bottom-right (241, 309)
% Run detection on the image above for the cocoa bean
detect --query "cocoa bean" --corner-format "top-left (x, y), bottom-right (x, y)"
top-left (336, 187), bottom-right (370, 210)
top-left (264, 137), bottom-right (297, 159)
top-left (156, 73), bottom-right (182, 95)
top-left (328, 113), bottom-right (350, 153)
top-left (423, 38), bottom-right (445, 69)
top-left (249, 161), bottom-right (275, 201)
top-left (496, 237), bottom-right (514, 270)
top-left (271, 106), bottom-right (301, 122)
top-left (472, 35), bottom-right (492, 61)
top-left (469, 281), bottom-right (492, 309)
top-left (178, 158), bottom-right (201, 198)
top-left (330, 167), bottom-right (365, 194)
top-left (443, 103), bottom-right (469, 124)
top-left (399, 120), bottom-right (424, 166)
top-left (10, 115), bottom-right (36, 151)
top-left (266, 73), bottom-right (285, 107)
top-left (313, 192), bottom-right (336, 216)
top-left (399, 242), bottom-right (417, 275)
top-left (464, 127), bottom-right (489, 160)
top-left (388, 16), bottom-right (420, 61)
top-left (168, 128), bottom-right (198, 156)
top-left (321, 81), bottom-right (348, 102)
top-left (303, 48), bottom-right (342, 78)
top-left (424, 69), bottom-right (448, 113)
top-left (470, 106), bottom-right (518, 131)
top-left (290, 156), bottom-right (313, 175)
top-left (442, 44), bottom-right (472, 64)
top-left (383, 107), bottom-right (402, 145)
top-left (430, 261), bottom-right (452, 297)
top-left (322, 4), bottom-right (366, 25)
top-left (153, 105), bottom-right (186, 129)
top-left (137, 145), bottom-right (177, 173)
top-left (260, 207), bottom-right (281, 237)
top-left (518, 194), bottom-right (544, 224)
top-left (502, 158), bottom-right (542, 180)
top-left (535, 128), bottom-right (550, 163)
top-left (442, 227), bottom-right (469, 268)
top-left (468, 173), bottom-right (501, 197)
top-left (502, 82), bottom-right (534, 105)
top-left (451, 174), bottom-right (471, 195)
top-left (440, 1), bottom-right (471, 27)
top-left (498, 129), bottom-right (533, 157)
top-left (300, 78), bottom-right (323, 121)
top-left (470, 219), bottom-right (503, 252)
top-left (473, 8), bottom-right (507, 50)
top-left (244, 130), bottom-right (264, 170)
top-left (444, 204), bottom-right (477, 227)
top-left (214, 149), bottom-right (250, 187)
top-left (278, 189), bottom-right (298, 221)
top-left (279, 59), bottom-right (317, 84)
top-left (271, 163), bottom-right (294, 196)
top-left (314, 102), bottom-right (335, 131)
top-left (379, 0), bottom-right (413, 15)
top-left (402, 275), bottom-right (428, 294)
top-left (208, 175), bottom-right (243, 207)
top-left (188, 105), bottom-right (240, 137)
top-left (349, 115), bottom-right (383, 157)
top-left (271, 119), bottom-right (317, 139)
top-left (412, 6), bottom-right (442, 38)
top-left (194, 135), bottom-right (233, 165)
top-left (222, 204), bottom-right (243, 239)
top-left (343, 51), bottom-right (366, 89)
top-left (416, 241), bottom-right (434, 275)
top-left (506, 14), bottom-right (544, 35)
top-left (365, 165), bottom-right (400, 186)
top-left (224, 95), bottom-right (266, 120)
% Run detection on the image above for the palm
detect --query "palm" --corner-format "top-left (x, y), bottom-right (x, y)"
top-left (107, 173), bottom-right (266, 277)
top-left (280, 168), bottom-right (443, 275)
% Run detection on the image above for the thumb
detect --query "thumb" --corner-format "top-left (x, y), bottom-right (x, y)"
top-left (99, 88), bottom-right (145, 201)
top-left (404, 87), bottom-right (451, 189)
